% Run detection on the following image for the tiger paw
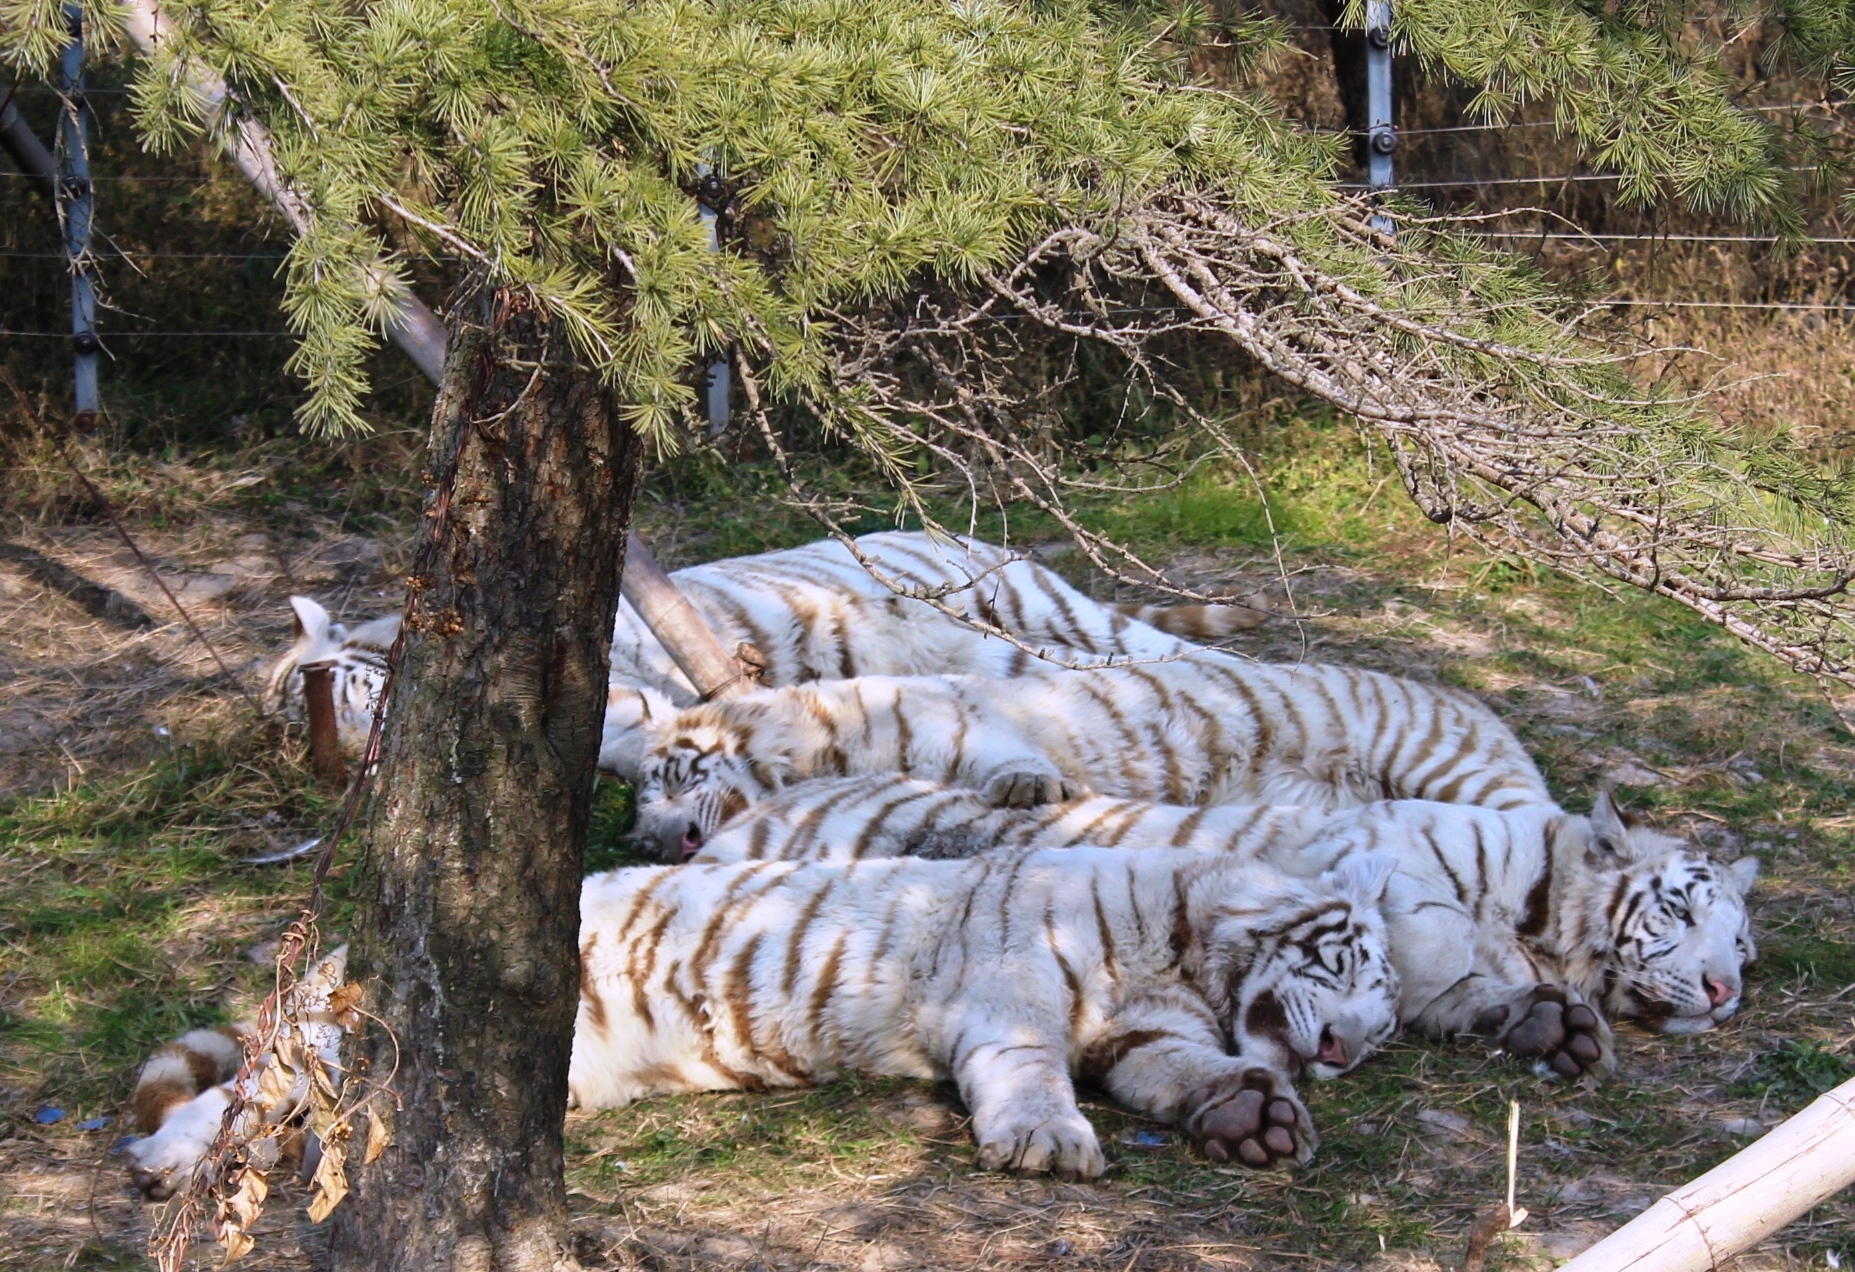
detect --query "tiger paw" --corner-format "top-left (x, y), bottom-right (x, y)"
top-left (974, 1110), bottom-right (1105, 1180)
top-left (981, 767), bottom-right (1072, 809)
top-left (1184, 1069), bottom-right (1308, 1168)
top-left (1494, 987), bottom-right (1609, 1079)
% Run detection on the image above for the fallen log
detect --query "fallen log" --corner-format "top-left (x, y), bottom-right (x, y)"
top-left (120, 0), bottom-right (753, 700)
top-left (1557, 1075), bottom-right (1855, 1272)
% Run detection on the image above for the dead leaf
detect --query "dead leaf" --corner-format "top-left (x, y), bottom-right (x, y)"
top-left (364, 1108), bottom-right (390, 1164)
top-left (328, 981), bottom-right (364, 1030)
top-left (215, 1166), bottom-right (270, 1264)
top-left (306, 1134), bottom-right (350, 1223)
top-left (218, 1229), bottom-right (255, 1265)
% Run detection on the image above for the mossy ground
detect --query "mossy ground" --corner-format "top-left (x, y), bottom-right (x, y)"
top-left (2, 418), bottom-right (1851, 1271)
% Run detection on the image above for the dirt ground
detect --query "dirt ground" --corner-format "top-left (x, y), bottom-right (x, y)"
top-left (2, 430), bottom-right (1852, 1272)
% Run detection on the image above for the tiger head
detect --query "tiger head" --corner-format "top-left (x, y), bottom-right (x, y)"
top-left (1207, 853), bottom-right (1403, 1082)
top-left (633, 708), bottom-right (785, 861)
top-left (597, 683), bottom-right (678, 781)
top-left (1578, 792), bottom-right (1759, 1034)
top-left (262, 596), bottom-right (397, 714)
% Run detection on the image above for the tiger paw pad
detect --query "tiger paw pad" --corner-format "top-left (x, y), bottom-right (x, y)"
top-left (1186, 1071), bottom-right (1302, 1168)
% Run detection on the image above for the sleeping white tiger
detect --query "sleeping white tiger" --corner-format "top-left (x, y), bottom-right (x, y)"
top-left (1283, 794), bottom-right (1757, 1079)
top-left (575, 845), bottom-right (1400, 1176)
top-left (269, 532), bottom-right (1268, 753)
top-left (688, 777), bottom-right (1757, 1081)
top-left (629, 653), bottom-right (1550, 860)
top-left (609, 530), bottom-right (1270, 699)
top-left (123, 849), bottom-right (1400, 1196)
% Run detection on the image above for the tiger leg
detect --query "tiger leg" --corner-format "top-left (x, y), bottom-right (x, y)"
top-left (944, 1014), bottom-right (1104, 1179)
top-left (1082, 993), bottom-right (1313, 1167)
top-left (1413, 975), bottom-right (1614, 1079)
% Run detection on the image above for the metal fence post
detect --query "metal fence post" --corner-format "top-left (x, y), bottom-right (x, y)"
top-left (1365, 0), bottom-right (1395, 236)
top-left (696, 168), bottom-right (731, 436)
top-left (56, 3), bottom-right (100, 427)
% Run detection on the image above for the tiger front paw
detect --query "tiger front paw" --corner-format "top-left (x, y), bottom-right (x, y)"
top-left (1480, 986), bottom-right (1611, 1079)
top-left (981, 767), bottom-right (1074, 809)
top-left (974, 1109), bottom-right (1105, 1180)
top-left (1184, 1069), bottom-right (1310, 1168)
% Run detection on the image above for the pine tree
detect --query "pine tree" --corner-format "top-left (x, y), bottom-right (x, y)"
top-left (5, 0), bottom-right (1854, 1267)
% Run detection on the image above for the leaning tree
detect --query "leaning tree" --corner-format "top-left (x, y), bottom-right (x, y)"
top-left (5, 0), bottom-right (1854, 1266)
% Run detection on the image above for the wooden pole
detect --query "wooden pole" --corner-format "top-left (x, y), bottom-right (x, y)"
top-left (618, 535), bottom-right (758, 699)
top-left (1556, 1075), bottom-right (1855, 1272)
top-left (300, 662), bottom-right (346, 788)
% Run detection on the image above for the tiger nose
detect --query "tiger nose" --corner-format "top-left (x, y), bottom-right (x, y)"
top-left (679, 825), bottom-right (704, 861)
top-left (1705, 975), bottom-right (1739, 1007)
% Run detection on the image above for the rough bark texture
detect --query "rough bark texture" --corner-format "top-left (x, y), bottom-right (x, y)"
top-left (328, 289), bottom-right (640, 1272)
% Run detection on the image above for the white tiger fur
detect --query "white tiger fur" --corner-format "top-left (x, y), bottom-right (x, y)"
top-left (268, 533), bottom-right (1267, 755)
top-left (689, 777), bottom-right (1756, 1080)
top-left (631, 653), bottom-right (1550, 860)
top-left (123, 855), bottom-right (1399, 1194)
top-left (124, 945), bottom-right (350, 1201)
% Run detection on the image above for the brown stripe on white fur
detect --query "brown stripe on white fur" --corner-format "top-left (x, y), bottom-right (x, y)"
top-left (1116, 596), bottom-right (1272, 638)
top-left (130, 1026), bottom-right (249, 1133)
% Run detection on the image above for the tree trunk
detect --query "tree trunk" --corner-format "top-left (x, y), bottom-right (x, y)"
top-left (328, 288), bottom-right (640, 1272)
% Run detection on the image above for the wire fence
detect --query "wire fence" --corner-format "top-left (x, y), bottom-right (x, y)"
top-left (3, 76), bottom-right (1853, 350)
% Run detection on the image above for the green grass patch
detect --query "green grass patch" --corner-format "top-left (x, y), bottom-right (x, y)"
top-left (0, 730), bottom-right (330, 1119)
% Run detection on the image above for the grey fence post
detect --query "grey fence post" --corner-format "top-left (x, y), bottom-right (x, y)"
top-left (56, 3), bottom-right (100, 426)
top-left (1365, 0), bottom-right (1394, 236)
top-left (695, 168), bottom-right (730, 435)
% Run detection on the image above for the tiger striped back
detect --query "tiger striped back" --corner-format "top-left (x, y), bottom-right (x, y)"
top-left (571, 845), bottom-right (1401, 1175)
top-left (688, 774), bottom-right (1329, 865)
top-left (612, 531), bottom-right (1265, 701)
top-left (633, 652), bottom-right (1550, 858)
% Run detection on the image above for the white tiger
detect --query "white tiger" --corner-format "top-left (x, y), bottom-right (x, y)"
top-left (122, 852), bottom-right (1400, 1196)
top-left (608, 531), bottom-right (1270, 699)
top-left (689, 777), bottom-right (1756, 1081)
top-left (269, 532), bottom-right (1268, 754)
top-left (574, 845), bottom-right (1400, 1176)
top-left (1286, 794), bottom-right (1757, 1079)
top-left (630, 653), bottom-right (1550, 860)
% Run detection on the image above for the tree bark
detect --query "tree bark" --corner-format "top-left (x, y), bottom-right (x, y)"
top-left (328, 287), bottom-right (640, 1272)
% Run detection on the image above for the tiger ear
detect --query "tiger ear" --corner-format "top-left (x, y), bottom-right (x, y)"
top-left (1587, 790), bottom-right (1636, 864)
top-left (288, 596), bottom-right (332, 645)
top-left (343, 613), bottom-right (402, 650)
top-left (1324, 851), bottom-right (1397, 907)
top-left (1729, 856), bottom-right (1760, 893)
